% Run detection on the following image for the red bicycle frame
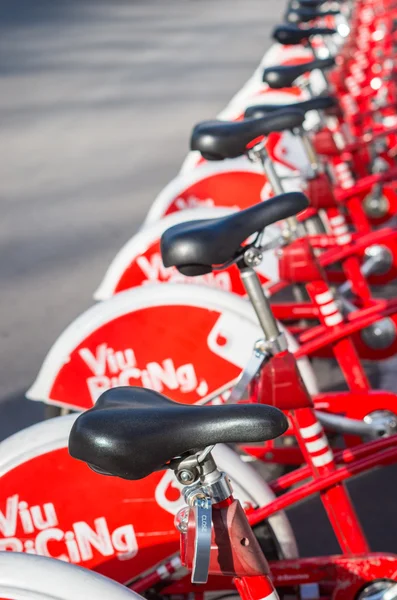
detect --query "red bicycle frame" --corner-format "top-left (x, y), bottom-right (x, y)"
top-left (127, 430), bottom-right (397, 598)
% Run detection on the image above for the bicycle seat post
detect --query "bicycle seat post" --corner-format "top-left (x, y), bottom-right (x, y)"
top-left (299, 126), bottom-right (322, 174)
top-left (173, 445), bottom-right (276, 587)
top-left (306, 38), bottom-right (333, 88)
top-left (249, 143), bottom-right (301, 238)
top-left (238, 248), bottom-right (287, 353)
top-left (172, 448), bottom-right (233, 584)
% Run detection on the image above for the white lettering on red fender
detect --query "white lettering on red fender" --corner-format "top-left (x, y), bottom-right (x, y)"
top-left (79, 345), bottom-right (137, 377)
top-left (0, 496), bottom-right (138, 564)
top-left (78, 345), bottom-right (209, 403)
top-left (136, 252), bottom-right (232, 290)
top-left (174, 195), bottom-right (214, 210)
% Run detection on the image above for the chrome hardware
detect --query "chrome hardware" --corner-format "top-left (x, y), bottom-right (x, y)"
top-left (364, 410), bottom-right (397, 439)
top-left (183, 470), bottom-right (233, 506)
top-left (299, 129), bottom-right (320, 175)
top-left (172, 448), bottom-right (232, 504)
top-left (372, 147), bottom-right (389, 163)
top-left (363, 193), bottom-right (389, 218)
top-left (338, 245), bottom-right (393, 297)
top-left (317, 409), bottom-right (397, 439)
top-left (240, 267), bottom-right (281, 341)
top-left (228, 334), bottom-right (287, 404)
top-left (357, 580), bottom-right (397, 600)
top-left (258, 233), bottom-right (287, 253)
top-left (316, 411), bottom-right (380, 438)
top-left (173, 452), bottom-right (234, 584)
top-left (172, 447), bottom-right (215, 486)
top-left (244, 247), bottom-right (263, 268)
top-left (179, 470), bottom-right (197, 484)
top-left (363, 244), bottom-right (393, 276)
top-left (248, 141), bottom-right (302, 237)
top-left (228, 340), bottom-right (269, 404)
top-left (201, 474), bottom-right (233, 504)
top-left (192, 496), bottom-right (212, 583)
top-left (260, 149), bottom-right (285, 196)
top-left (361, 317), bottom-right (396, 350)
top-left (260, 333), bottom-right (288, 354)
top-left (175, 506), bottom-right (189, 533)
top-left (254, 146), bottom-right (300, 234)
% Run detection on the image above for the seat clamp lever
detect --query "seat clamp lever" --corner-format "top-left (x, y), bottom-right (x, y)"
top-left (191, 496), bottom-right (212, 584)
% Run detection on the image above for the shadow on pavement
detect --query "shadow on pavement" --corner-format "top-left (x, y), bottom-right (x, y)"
top-left (0, 389), bottom-right (44, 442)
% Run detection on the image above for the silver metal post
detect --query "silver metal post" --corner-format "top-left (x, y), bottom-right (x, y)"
top-left (259, 148), bottom-right (284, 195)
top-left (240, 267), bottom-right (280, 341)
top-left (258, 147), bottom-right (300, 234)
top-left (307, 40), bottom-right (331, 91)
top-left (299, 128), bottom-right (320, 173)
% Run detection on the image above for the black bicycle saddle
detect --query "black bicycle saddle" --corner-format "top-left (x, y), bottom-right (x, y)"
top-left (244, 95), bottom-right (337, 119)
top-left (286, 7), bottom-right (340, 24)
top-left (273, 24), bottom-right (337, 45)
top-left (263, 57), bottom-right (335, 89)
top-left (190, 108), bottom-right (305, 161)
top-left (160, 192), bottom-right (309, 276)
top-left (298, 0), bottom-right (337, 7)
top-left (69, 387), bottom-right (288, 480)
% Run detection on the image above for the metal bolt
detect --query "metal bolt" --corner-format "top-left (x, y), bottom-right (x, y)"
top-left (363, 194), bottom-right (388, 218)
top-left (254, 339), bottom-right (267, 354)
top-left (174, 507), bottom-right (189, 532)
top-left (244, 247), bottom-right (263, 267)
top-left (361, 318), bottom-right (396, 350)
top-left (179, 470), bottom-right (195, 484)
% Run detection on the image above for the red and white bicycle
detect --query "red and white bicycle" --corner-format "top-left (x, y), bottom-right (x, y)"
top-left (3, 0), bottom-right (397, 597)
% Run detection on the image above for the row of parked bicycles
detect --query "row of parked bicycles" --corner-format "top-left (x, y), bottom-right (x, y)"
top-left (3, 0), bottom-right (397, 597)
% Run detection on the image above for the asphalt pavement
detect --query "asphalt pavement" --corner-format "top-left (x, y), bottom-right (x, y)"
top-left (0, 0), bottom-right (275, 434)
top-left (1, 0), bottom-right (397, 560)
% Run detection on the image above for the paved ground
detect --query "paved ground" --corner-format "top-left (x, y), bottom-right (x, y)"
top-left (1, 0), bottom-right (397, 560)
top-left (0, 0), bottom-right (275, 434)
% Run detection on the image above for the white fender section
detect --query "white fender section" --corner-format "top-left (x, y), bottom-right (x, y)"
top-left (0, 415), bottom-right (77, 476)
top-left (309, 68), bottom-right (329, 96)
top-left (94, 207), bottom-right (281, 301)
top-left (27, 284), bottom-right (318, 411)
top-left (0, 552), bottom-right (138, 600)
top-left (260, 43), bottom-right (314, 68)
top-left (0, 552), bottom-right (139, 600)
top-left (0, 414), bottom-right (182, 580)
top-left (263, 36), bottom-right (339, 69)
top-left (218, 86), bottom-right (307, 123)
top-left (142, 158), bottom-right (264, 226)
top-left (0, 417), bottom-right (298, 569)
